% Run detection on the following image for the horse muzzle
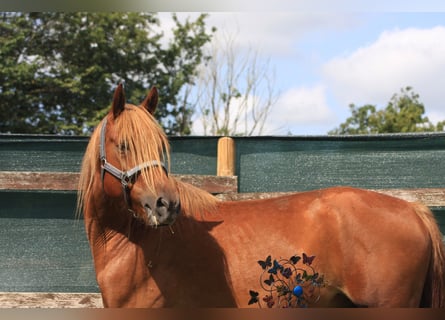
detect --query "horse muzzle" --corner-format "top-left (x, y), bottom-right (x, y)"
top-left (144, 196), bottom-right (181, 227)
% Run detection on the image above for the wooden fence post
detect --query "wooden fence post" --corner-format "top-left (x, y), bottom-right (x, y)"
top-left (217, 137), bottom-right (236, 176)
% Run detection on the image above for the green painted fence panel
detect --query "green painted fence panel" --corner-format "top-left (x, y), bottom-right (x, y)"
top-left (0, 135), bottom-right (218, 175)
top-left (0, 135), bottom-right (88, 172)
top-left (435, 208), bottom-right (445, 238)
top-left (0, 191), bottom-right (98, 293)
top-left (234, 133), bottom-right (445, 193)
top-left (169, 137), bottom-right (218, 175)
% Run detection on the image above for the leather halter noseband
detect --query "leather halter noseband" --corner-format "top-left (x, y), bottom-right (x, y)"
top-left (99, 117), bottom-right (167, 204)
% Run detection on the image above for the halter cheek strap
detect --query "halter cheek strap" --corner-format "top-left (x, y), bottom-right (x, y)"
top-left (99, 117), bottom-right (168, 203)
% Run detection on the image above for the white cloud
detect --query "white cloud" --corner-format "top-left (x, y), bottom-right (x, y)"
top-left (191, 85), bottom-right (337, 136)
top-left (322, 26), bottom-right (445, 123)
top-left (205, 12), bottom-right (359, 57)
top-left (263, 85), bottom-right (336, 135)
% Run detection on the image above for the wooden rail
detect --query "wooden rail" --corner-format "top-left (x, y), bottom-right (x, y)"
top-left (0, 171), bottom-right (238, 195)
top-left (217, 188), bottom-right (445, 207)
top-left (2, 171), bottom-right (445, 207)
top-left (0, 292), bottom-right (103, 308)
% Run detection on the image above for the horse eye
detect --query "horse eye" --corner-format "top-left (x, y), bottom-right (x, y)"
top-left (118, 142), bottom-right (129, 153)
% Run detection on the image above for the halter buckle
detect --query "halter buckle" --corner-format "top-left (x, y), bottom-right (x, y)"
top-left (121, 173), bottom-right (132, 188)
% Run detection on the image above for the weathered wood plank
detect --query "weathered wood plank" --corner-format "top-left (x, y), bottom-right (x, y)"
top-left (0, 172), bottom-right (79, 191)
top-left (1, 171), bottom-right (444, 206)
top-left (174, 174), bottom-right (238, 194)
top-left (216, 188), bottom-right (445, 207)
top-left (373, 188), bottom-right (445, 207)
top-left (0, 172), bottom-right (238, 194)
top-left (0, 292), bottom-right (102, 308)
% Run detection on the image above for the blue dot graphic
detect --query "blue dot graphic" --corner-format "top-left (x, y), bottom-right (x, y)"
top-left (293, 285), bottom-right (303, 297)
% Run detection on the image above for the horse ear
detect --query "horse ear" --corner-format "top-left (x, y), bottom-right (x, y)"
top-left (140, 87), bottom-right (158, 115)
top-left (112, 83), bottom-right (126, 119)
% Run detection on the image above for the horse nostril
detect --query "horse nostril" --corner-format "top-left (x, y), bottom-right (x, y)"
top-left (156, 197), bottom-right (169, 209)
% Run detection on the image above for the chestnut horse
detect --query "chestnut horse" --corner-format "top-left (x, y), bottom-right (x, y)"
top-left (78, 84), bottom-right (445, 308)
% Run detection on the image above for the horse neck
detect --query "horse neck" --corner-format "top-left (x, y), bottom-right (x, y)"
top-left (83, 182), bottom-right (144, 253)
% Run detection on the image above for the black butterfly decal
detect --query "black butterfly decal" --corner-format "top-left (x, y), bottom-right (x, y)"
top-left (258, 255), bottom-right (272, 270)
top-left (303, 253), bottom-right (315, 266)
top-left (263, 295), bottom-right (275, 308)
top-left (263, 295), bottom-right (273, 302)
top-left (248, 290), bottom-right (259, 305)
top-left (295, 272), bottom-right (303, 284)
top-left (268, 259), bottom-right (283, 275)
top-left (281, 267), bottom-right (292, 279)
top-left (290, 255), bottom-right (301, 265)
top-left (264, 274), bottom-right (275, 286)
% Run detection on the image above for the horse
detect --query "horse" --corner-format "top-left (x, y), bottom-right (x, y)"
top-left (77, 83), bottom-right (445, 308)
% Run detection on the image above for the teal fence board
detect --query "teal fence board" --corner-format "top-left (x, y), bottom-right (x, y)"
top-left (435, 208), bottom-right (445, 237)
top-left (0, 191), bottom-right (98, 293)
top-left (0, 135), bottom-right (87, 172)
top-left (0, 134), bottom-right (218, 175)
top-left (234, 133), bottom-right (445, 193)
top-left (169, 137), bottom-right (218, 175)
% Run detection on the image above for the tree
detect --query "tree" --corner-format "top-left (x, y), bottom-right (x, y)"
top-left (329, 87), bottom-right (445, 134)
top-left (192, 31), bottom-right (279, 136)
top-left (0, 12), bottom-right (213, 135)
top-left (157, 14), bottom-right (215, 136)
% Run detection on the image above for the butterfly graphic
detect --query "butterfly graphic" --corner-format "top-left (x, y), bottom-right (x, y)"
top-left (268, 259), bottom-right (283, 275)
top-left (290, 255), bottom-right (301, 265)
top-left (248, 290), bottom-right (259, 305)
top-left (281, 267), bottom-right (292, 279)
top-left (257, 255), bottom-right (272, 270)
top-left (264, 274), bottom-right (275, 286)
top-left (263, 295), bottom-right (275, 308)
top-left (295, 272), bottom-right (303, 284)
top-left (302, 253), bottom-right (315, 266)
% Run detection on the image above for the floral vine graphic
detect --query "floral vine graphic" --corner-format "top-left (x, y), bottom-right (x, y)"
top-left (248, 253), bottom-right (326, 308)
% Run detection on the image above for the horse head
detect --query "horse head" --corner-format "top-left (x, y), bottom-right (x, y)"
top-left (97, 83), bottom-right (180, 227)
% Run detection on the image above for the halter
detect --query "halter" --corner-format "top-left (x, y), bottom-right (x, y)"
top-left (99, 116), bottom-right (168, 205)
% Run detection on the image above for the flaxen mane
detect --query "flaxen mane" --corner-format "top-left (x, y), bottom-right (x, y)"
top-left (76, 120), bottom-right (101, 219)
top-left (174, 179), bottom-right (219, 217)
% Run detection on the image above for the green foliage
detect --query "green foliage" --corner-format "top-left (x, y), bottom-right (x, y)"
top-left (0, 12), bottom-right (213, 135)
top-left (156, 14), bottom-right (215, 136)
top-left (330, 87), bottom-right (444, 135)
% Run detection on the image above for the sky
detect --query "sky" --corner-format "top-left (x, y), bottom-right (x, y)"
top-left (159, 11), bottom-right (445, 136)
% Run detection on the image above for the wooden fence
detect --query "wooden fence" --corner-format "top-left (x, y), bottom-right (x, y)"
top-left (1, 133), bottom-right (445, 307)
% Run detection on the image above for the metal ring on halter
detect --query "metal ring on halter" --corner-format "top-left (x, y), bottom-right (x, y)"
top-left (121, 173), bottom-right (131, 188)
